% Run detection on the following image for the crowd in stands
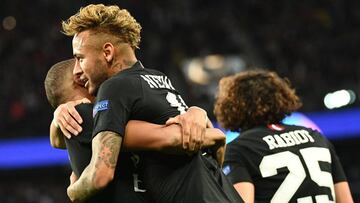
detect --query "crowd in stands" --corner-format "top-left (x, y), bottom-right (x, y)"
top-left (1, 0), bottom-right (359, 138)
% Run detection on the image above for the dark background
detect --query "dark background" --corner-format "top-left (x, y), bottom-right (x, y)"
top-left (0, 0), bottom-right (359, 202)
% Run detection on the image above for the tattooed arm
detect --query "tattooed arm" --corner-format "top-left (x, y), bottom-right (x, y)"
top-left (67, 131), bottom-right (121, 202)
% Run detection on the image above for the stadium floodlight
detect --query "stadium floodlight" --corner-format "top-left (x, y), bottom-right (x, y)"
top-left (2, 16), bottom-right (16, 31)
top-left (323, 89), bottom-right (356, 109)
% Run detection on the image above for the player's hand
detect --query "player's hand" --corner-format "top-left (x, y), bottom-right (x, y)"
top-left (166, 106), bottom-right (208, 153)
top-left (67, 172), bottom-right (80, 203)
top-left (53, 98), bottom-right (90, 138)
top-left (67, 186), bottom-right (83, 203)
top-left (69, 171), bottom-right (78, 185)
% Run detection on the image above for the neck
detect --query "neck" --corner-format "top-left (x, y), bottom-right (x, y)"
top-left (109, 45), bottom-right (137, 77)
top-left (71, 93), bottom-right (95, 103)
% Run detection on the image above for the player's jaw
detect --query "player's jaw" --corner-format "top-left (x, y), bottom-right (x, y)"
top-left (84, 64), bottom-right (109, 96)
top-left (73, 66), bottom-right (92, 94)
top-left (73, 74), bottom-right (86, 87)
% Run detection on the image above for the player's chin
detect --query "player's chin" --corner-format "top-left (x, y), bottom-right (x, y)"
top-left (88, 84), bottom-right (100, 96)
top-left (87, 84), bottom-right (95, 95)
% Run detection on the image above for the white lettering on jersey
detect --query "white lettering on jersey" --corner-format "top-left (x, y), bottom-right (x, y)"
top-left (140, 75), bottom-right (158, 88)
top-left (274, 134), bottom-right (287, 148)
top-left (130, 153), bottom-right (146, 192)
top-left (133, 174), bottom-right (146, 192)
top-left (280, 133), bottom-right (296, 147)
top-left (140, 74), bottom-right (175, 90)
top-left (262, 136), bottom-right (278, 150)
top-left (263, 130), bottom-right (315, 150)
top-left (259, 147), bottom-right (334, 202)
top-left (166, 92), bottom-right (187, 114)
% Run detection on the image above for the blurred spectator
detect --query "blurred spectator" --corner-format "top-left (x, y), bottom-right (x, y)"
top-left (0, 0), bottom-right (359, 136)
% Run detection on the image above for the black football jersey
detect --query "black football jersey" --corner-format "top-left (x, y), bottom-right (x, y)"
top-left (65, 104), bottom-right (93, 178)
top-left (65, 103), bottom-right (148, 203)
top-left (93, 61), bottom-right (243, 203)
top-left (223, 124), bottom-right (347, 203)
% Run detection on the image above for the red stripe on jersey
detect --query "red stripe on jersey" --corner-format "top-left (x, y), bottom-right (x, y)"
top-left (267, 124), bottom-right (285, 131)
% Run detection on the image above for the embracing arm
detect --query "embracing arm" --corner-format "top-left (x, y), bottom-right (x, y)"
top-left (213, 141), bottom-right (226, 167)
top-left (163, 106), bottom-right (225, 164)
top-left (123, 121), bottom-right (179, 152)
top-left (49, 99), bottom-right (90, 149)
top-left (123, 105), bottom-right (208, 153)
top-left (49, 120), bottom-right (66, 149)
top-left (335, 181), bottom-right (353, 203)
top-left (67, 131), bottom-right (122, 202)
top-left (123, 121), bottom-right (226, 157)
top-left (233, 182), bottom-right (255, 203)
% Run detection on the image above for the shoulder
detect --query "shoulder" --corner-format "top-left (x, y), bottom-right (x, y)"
top-left (97, 72), bottom-right (143, 97)
top-left (285, 124), bottom-right (328, 141)
top-left (71, 103), bottom-right (94, 143)
top-left (102, 72), bottom-right (140, 87)
top-left (226, 129), bottom-right (259, 150)
top-left (75, 103), bottom-right (93, 111)
top-left (232, 127), bottom-right (269, 143)
top-left (284, 124), bottom-right (320, 133)
top-left (227, 126), bottom-right (278, 152)
top-left (75, 103), bottom-right (93, 120)
top-left (144, 68), bottom-right (166, 75)
top-left (242, 126), bottom-right (269, 136)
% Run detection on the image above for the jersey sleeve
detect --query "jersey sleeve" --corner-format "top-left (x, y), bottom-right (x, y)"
top-left (92, 77), bottom-right (142, 138)
top-left (223, 139), bottom-right (253, 184)
top-left (71, 103), bottom-right (93, 143)
top-left (326, 139), bottom-right (347, 183)
top-left (65, 103), bottom-right (93, 177)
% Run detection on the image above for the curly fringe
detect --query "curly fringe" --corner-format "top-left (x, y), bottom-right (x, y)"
top-left (214, 69), bottom-right (302, 131)
top-left (62, 4), bottom-right (141, 49)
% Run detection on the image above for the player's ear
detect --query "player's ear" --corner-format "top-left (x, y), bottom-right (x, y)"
top-left (103, 42), bottom-right (114, 63)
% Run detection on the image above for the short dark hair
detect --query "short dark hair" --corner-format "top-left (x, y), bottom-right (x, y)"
top-left (214, 69), bottom-right (302, 131)
top-left (44, 59), bottom-right (75, 108)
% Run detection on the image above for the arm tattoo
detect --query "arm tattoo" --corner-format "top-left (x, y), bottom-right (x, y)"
top-left (67, 131), bottom-right (122, 202)
top-left (97, 131), bottom-right (120, 169)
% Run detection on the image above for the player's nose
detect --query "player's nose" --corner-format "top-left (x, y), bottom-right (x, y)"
top-left (73, 60), bottom-right (83, 76)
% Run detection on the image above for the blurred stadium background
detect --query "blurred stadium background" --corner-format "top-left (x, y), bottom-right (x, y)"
top-left (1, 0), bottom-right (360, 202)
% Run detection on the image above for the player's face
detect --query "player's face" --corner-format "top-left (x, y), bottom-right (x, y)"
top-left (63, 63), bottom-right (94, 102)
top-left (72, 31), bottom-right (108, 95)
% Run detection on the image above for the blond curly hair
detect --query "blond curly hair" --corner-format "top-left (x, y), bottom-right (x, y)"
top-left (62, 4), bottom-right (141, 49)
top-left (214, 69), bottom-right (302, 131)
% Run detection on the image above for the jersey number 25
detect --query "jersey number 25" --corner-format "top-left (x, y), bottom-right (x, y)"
top-left (259, 147), bottom-right (335, 203)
